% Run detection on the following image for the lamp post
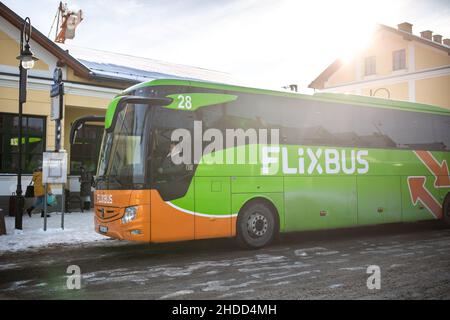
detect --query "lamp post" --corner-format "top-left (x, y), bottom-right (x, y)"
top-left (15, 17), bottom-right (38, 230)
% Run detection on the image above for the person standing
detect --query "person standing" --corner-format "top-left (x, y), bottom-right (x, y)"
top-left (79, 166), bottom-right (94, 210)
top-left (26, 166), bottom-right (52, 218)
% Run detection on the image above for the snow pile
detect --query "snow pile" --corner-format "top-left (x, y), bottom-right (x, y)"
top-left (0, 211), bottom-right (107, 253)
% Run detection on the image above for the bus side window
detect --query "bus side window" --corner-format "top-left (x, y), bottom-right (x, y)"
top-left (281, 100), bottom-right (357, 148)
top-left (352, 106), bottom-right (399, 149)
top-left (432, 115), bottom-right (450, 151)
top-left (224, 94), bottom-right (284, 145)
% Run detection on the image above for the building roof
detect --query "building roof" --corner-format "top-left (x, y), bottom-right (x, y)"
top-left (309, 23), bottom-right (450, 90)
top-left (58, 44), bottom-right (236, 85)
top-left (308, 59), bottom-right (343, 91)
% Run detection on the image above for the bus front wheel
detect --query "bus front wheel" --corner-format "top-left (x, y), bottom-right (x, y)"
top-left (236, 201), bottom-right (277, 249)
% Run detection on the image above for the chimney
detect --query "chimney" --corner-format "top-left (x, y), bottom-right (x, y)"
top-left (398, 22), bottom-right (413, 34)
top-left (420, 30), bottom-right (433, 40)
top-left (433, 34), bottom-right (443, 44)
top-left (443, 39), bottom-right (450, 47)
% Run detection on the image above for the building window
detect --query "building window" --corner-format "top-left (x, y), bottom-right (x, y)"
top-left (364, 56), bottom-right (376, 76)
top-left (70, 124), bottom-right (103, 175)
top-left (0, 113), bottom-right (46, 174)
top-left (393, 49), bottom-right (406, 71)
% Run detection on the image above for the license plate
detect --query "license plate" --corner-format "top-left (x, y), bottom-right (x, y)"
top-left (99, 226), bottom-right (108, 233)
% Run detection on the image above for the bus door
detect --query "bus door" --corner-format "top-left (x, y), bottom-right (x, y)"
top-left (150, 108), bottom-right (196, 242)
top-left (285, 176), bottom-right (357, 231)
top-left (357, 176), bottom-right (402, 225)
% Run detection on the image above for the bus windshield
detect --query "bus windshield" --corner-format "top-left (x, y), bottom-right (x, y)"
top-left (97, 103), bottom-right (151, 189)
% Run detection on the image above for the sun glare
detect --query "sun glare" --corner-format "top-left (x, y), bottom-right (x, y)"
top-left (285, 0), bottom-right (381, 65)
top-left (338, 24), bottom-right (377, 64)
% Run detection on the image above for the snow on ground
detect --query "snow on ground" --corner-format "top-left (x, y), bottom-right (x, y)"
top-left (0, 211), bottom-right (109, 253)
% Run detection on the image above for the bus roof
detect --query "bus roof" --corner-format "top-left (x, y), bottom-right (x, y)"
top-left (124, 79), bottom-right (450, 116)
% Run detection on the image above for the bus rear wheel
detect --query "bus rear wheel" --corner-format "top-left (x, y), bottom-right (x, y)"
top-left (443, 195), bottom-right (450, 226)
top-left (236, 201), bottom-right (276, 249)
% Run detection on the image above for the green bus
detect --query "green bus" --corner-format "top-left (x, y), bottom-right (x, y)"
top-left (72, 79), bottom-right (450, 248)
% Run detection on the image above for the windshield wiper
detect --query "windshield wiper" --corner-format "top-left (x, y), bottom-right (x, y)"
top-left (95, 175), bottom-right (106, 184)
top-left (107, 175), bottom-right (136, 188)
top-left (95, 175), bottom-right (124, 187)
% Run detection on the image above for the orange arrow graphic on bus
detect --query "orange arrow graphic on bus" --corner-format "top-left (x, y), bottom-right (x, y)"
top-left (407, 176), bottom-right (442, 219)
top-left (414, 150), bottom-right (450, 187)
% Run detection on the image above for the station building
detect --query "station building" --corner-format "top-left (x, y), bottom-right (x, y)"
top-left (309, 22), bottom-right (450, 109)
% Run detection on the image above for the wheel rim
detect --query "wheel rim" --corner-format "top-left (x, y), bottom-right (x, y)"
top-left (247, 212), bottom-right (269, 238)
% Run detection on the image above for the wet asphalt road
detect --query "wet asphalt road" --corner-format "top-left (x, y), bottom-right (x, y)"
top-left (1, 221), bottom-right (450, 300)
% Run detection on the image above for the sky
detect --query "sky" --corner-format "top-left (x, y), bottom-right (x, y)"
top-left (3, 0), bottom-right (450, 92)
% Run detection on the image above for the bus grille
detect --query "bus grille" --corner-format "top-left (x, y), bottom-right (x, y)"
top-left (96, 207), bottom-right (123, 221)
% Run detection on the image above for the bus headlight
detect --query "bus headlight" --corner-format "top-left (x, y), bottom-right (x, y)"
top-left (122, 206), bottom-right (138, 224)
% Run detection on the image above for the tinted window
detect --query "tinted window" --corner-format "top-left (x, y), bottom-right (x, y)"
top-left (71, 124), bottom-right (103, 174)
top-left (224, 93), bottom-right (450, 151)
top-left (353, 107), bottom-right (404, 149)
top-left (226, 94), bottom-right (283, 131)
top-left (282, 100), bottom-right (356, 147)
top-left (0, 113), bottom-right (46, 173)
top-left (224, 94), bottom-right (283, 147)
top-left (390, 110), bottom-right (434, 149)
top-left (198, 104), bottom-right (225, 131)
top-left (432, 115), bottom-right (450, 151)
top-left (353, 107), bottom-right (448, 151)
